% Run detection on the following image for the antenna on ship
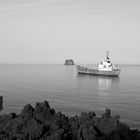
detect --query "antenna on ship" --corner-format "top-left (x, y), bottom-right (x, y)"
top-left (106, 51), bottom-right (109, 60)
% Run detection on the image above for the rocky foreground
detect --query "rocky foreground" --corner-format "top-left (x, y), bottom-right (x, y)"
top-left (0, 100), bottom-right (140, 140)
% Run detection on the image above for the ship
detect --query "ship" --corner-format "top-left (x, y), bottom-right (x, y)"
top-left (76, 51), bottom-right (121, 77)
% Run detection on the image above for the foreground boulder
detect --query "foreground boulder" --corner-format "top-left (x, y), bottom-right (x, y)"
top-left (0, 101), bottom-right (140, 140)
top-left (64, 59), bottom-right (74, 65)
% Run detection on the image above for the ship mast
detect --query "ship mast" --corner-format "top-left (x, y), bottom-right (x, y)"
top-left (106, 51), bottom-right (109, 60)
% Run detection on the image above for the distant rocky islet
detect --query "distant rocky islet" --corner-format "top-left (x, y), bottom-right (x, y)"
top-left (64, 59), bottom-right (74, 65)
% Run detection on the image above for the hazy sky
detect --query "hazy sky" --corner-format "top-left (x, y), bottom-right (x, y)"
top-left (0, 0), bottom-right (140, 64)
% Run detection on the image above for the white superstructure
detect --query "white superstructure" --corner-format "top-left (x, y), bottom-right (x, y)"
top-left (98, 51), bottom-right (119, 71)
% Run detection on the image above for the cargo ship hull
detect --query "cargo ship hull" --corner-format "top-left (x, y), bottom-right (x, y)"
top-left (76, 65), bottom-right (120, 77)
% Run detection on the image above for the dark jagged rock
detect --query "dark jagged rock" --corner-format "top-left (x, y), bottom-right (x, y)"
top-left (0, 113), bottom-right (16, 122)
top-left (101, 108), bottom-right (111, 119)
top-left (64, 59), bottom-right (74, 65)
top-left (21, 104), bottom-right (34, 119)
top-left (96, 109), bottom-right (120, 134)
top-left (33, 101), bottom-right (55, 122)
top-left (0, 100), bottom-right (140, 140)
top-left (0, 96), bottom-right (3, 111)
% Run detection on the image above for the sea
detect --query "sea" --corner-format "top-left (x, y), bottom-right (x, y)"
top-left (0, 64), bottom-right (140, 129)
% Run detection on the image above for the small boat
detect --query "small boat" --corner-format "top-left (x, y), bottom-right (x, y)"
top-left (76, 51), bottom-right (121, 77)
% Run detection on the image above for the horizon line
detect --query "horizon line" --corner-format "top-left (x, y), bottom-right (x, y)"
top-left (0, 63), bottom-right (140, 66)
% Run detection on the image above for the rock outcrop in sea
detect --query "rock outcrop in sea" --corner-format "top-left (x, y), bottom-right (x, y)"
top-left (64, 59), bottom-right (74, 65)
top-left (0, 100), bottom-right (140, 140)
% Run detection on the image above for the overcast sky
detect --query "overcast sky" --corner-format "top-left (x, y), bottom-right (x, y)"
top-left (0, 0), bottom-right (140, 64)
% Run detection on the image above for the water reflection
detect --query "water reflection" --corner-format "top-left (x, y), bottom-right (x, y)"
top-left (77, 74), bottom-right (120, 91)
top-left (98, 76), bottom-right (120, 90)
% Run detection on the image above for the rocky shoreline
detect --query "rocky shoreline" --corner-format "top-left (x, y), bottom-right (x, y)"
top-left (0, 98), bottom-right (140, 140)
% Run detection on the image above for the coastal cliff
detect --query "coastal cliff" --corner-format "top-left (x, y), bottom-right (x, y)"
top-left (64, 59), bottom-right (74, 65)
top-left (0, 100), bottom-right (140, 140)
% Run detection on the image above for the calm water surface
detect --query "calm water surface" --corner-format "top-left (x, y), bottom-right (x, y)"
top-left (0, 64), bottom-right (140, 129)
